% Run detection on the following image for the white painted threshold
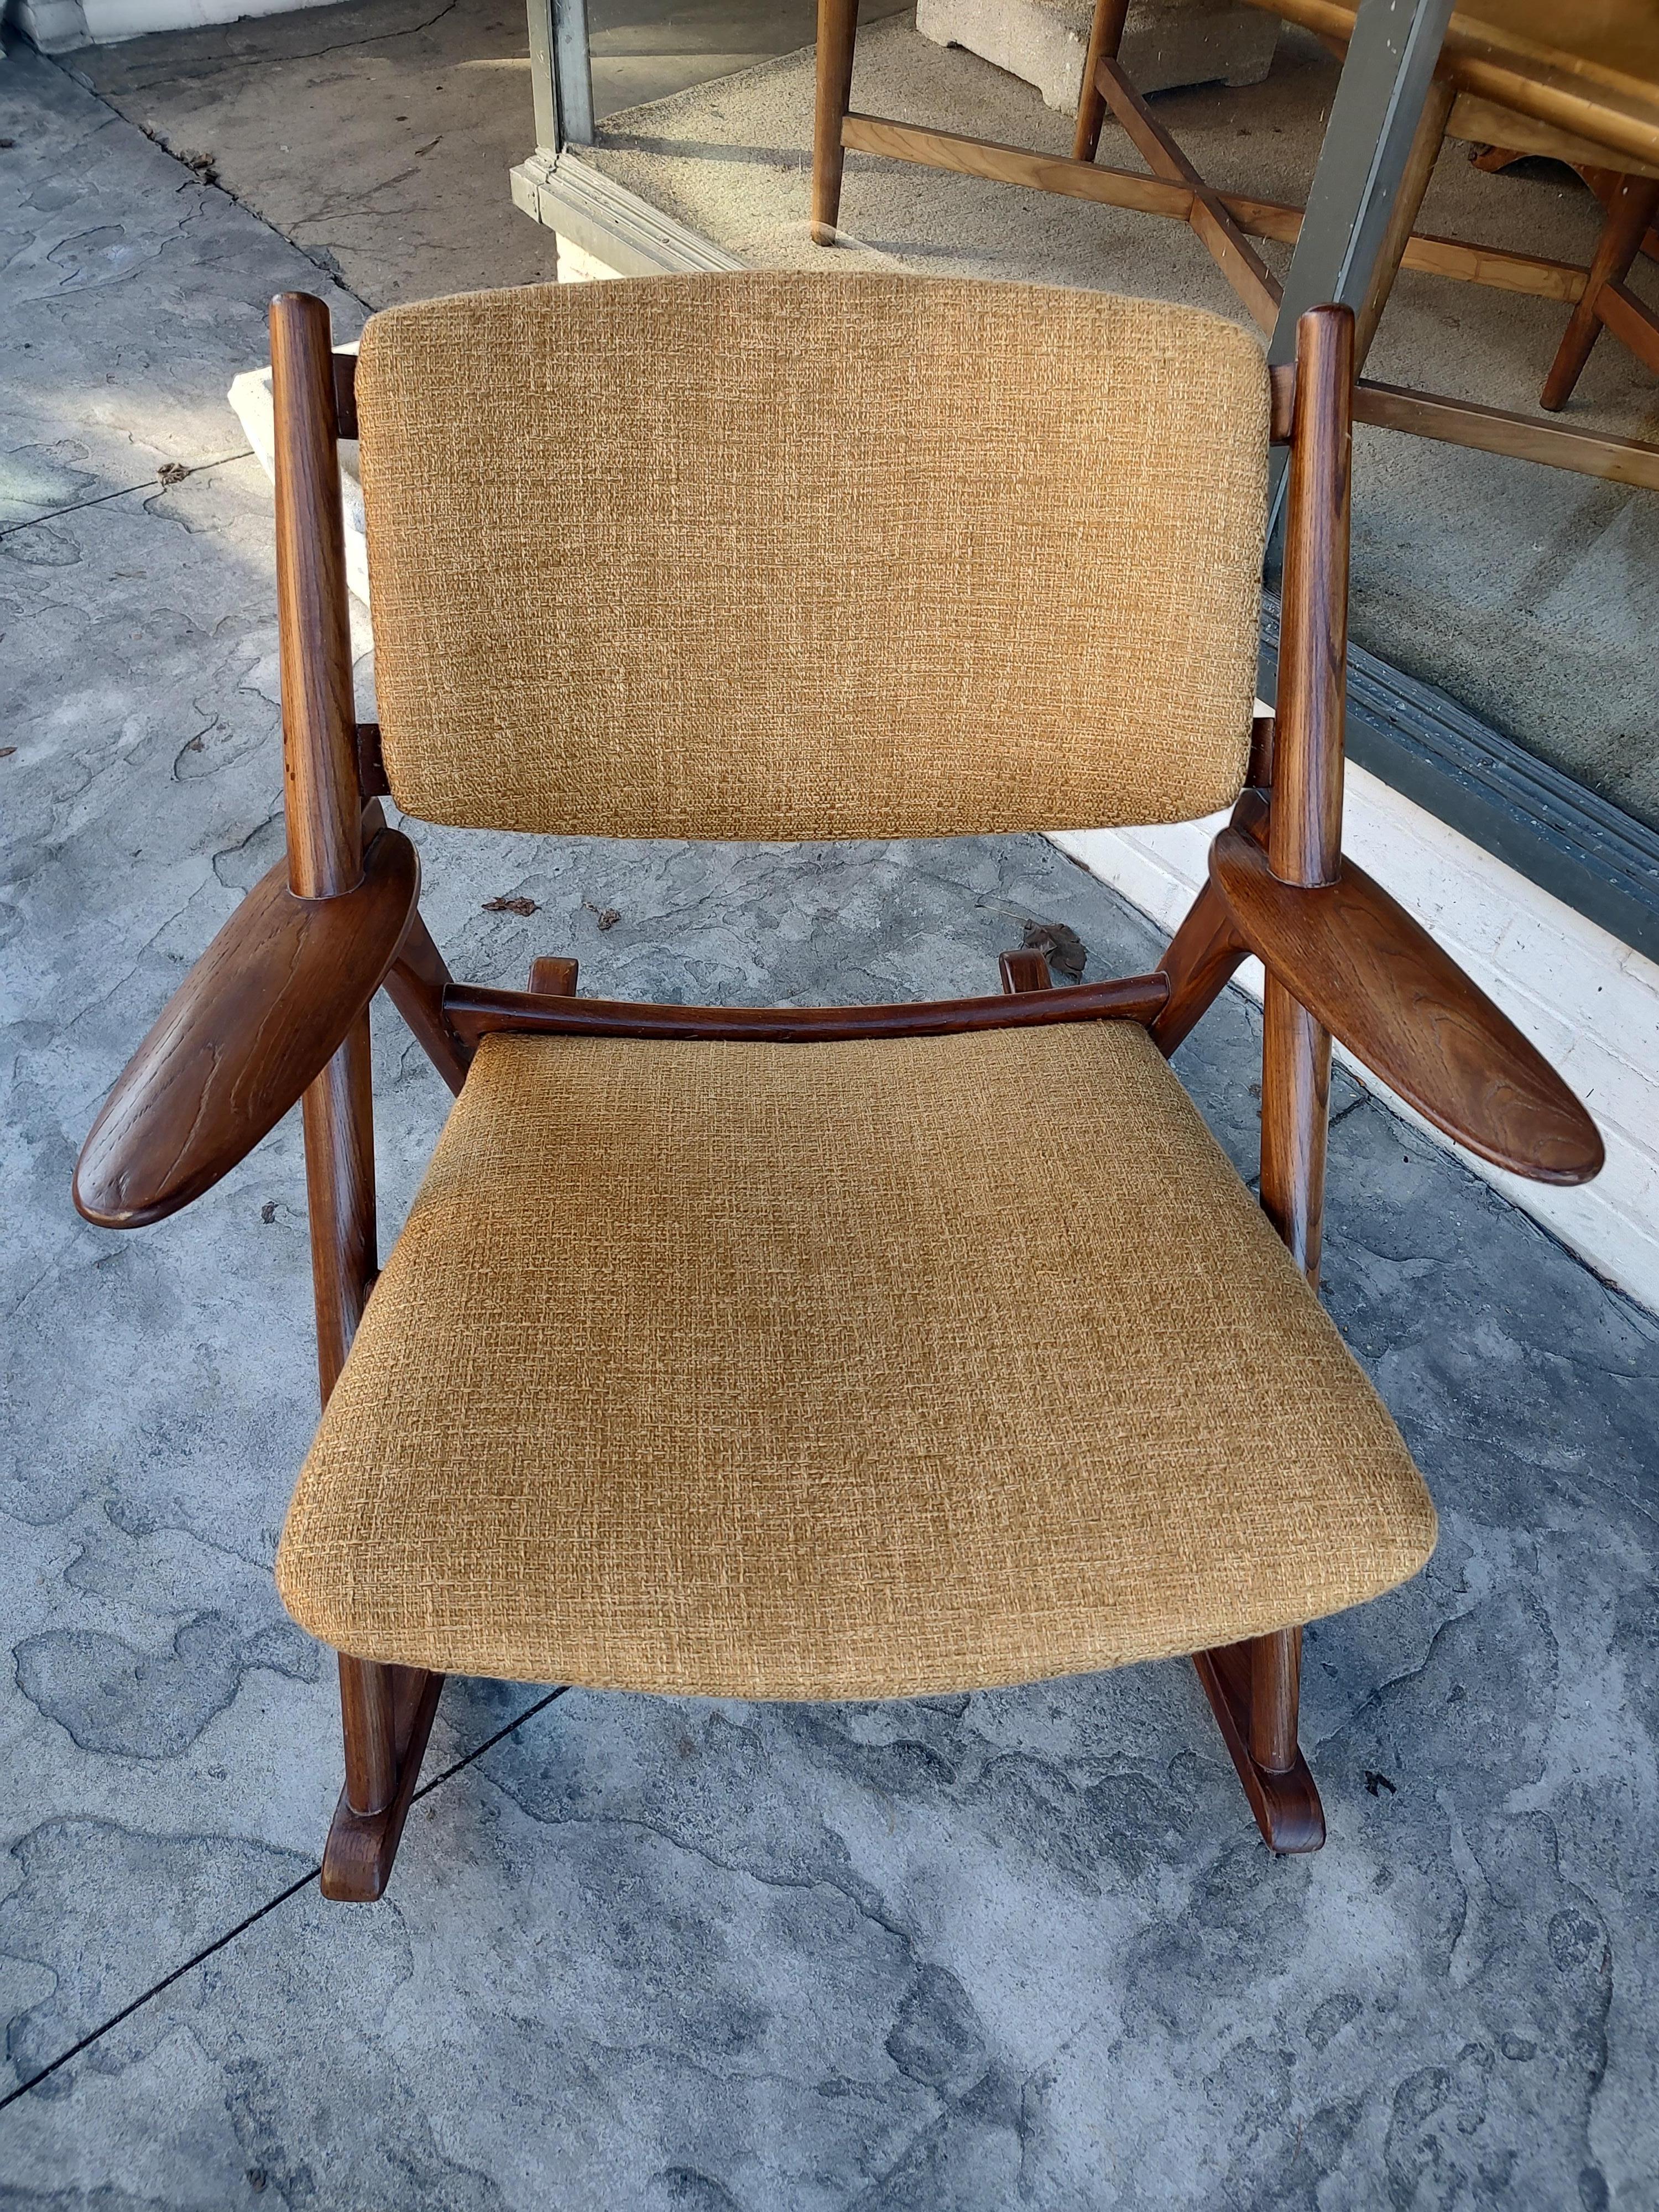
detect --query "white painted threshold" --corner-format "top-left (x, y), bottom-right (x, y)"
top-left (226, 154), bottom-right (1659, 1310)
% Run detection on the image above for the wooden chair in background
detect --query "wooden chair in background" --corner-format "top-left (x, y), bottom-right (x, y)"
top-left (1468, 139), bottom-right (1659, 413)
top-left (75, 276), bottom-right (1600, 1901)
top-left (813, 0), bottom-right (1659, 484)
top-left (1231, 3), bottom-right (1659, 418)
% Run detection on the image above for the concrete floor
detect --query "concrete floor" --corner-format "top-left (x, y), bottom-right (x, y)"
top-left (5, 29), bottom-right (1659, 2212)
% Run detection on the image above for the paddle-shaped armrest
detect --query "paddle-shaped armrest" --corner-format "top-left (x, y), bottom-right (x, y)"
top-left (1209, 827), bottom-right (1603, 1186)
top-left (74, 827), bottom-right (420, 1229)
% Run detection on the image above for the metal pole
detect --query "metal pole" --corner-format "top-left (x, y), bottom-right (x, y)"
top-left (529, 0), bottom-right (594, 153)
top-left (526, 0), bottom-right (562, 156)
top-left (1264, 0), bottom-right (1455, 540)
top-left (554, 0), bottom-right (596, 146)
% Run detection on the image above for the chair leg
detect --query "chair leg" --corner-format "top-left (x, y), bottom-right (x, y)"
top-left (321, 1658), bottom-right (444, 1901)
top-left (1350, 78), bottom-right (1453, 372)
top-left (811, 0), bottom-right (860, 244)
top-left (1542, 174), bottom-right (1659, 411)
top-left (1193, 1630), bottom-right (1326, 1853)
top-left (340, 1653), bottom-right (398, 1815)
top-left (1071, 0), bottom-right (1130, 165)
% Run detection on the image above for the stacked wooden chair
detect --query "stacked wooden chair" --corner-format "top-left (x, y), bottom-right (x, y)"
top-left (75, 275), bottom-right (1599, 1900)
top-left (1240, 2), bottom-right (1659, 415)
top-left (813, 0), bottom-right (1659, 482)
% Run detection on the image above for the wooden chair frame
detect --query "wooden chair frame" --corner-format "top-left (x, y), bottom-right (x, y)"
top-left (74, 290), bottom-right (1601, 1900)
top-left (811, 0), bottom-right (1659, 491)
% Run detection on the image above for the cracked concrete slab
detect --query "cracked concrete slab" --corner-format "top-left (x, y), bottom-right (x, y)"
top-left (0, 434), bottom-right (558, 2107)
top-left (2, 32), bottom-right (1657, 2210)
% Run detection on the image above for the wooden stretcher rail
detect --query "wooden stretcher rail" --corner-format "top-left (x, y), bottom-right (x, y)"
top-left (1094, 54), bottom-right (1283, 332)
top-left (1597, 280), bottom-right (1659, 376)
top-left (444, 972), bottom-right (1170, 1048)
top-left (838, 114), bottom-right (1590, 304)
top-left (1353, 377), bottom-right (1659, 489)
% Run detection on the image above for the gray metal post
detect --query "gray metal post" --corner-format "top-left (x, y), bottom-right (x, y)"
top-left (527, 0), bottom-right (562, 155)
top-left (1265, 0), bottom-right (1455, 536)
top-left (526, 0), bottom-right (594, 154)
top-left (554, 0), bottom-right (596, 146)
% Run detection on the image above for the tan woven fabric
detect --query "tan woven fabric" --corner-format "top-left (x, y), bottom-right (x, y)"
top-left (355, 274), bottom-right (1267, 840)
top-left (276, 1025), bottom-right (1435, 1696)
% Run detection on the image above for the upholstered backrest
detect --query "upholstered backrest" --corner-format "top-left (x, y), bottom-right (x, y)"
top-left (355, 273), bottom-right (1268, 841)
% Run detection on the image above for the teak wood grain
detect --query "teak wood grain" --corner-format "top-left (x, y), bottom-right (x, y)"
top-left (1150, 779), bottom-right (1266, 1058)
top-left (73, 828), bottom-right (419, 1231)
top-left (1193, 1643), bottom-right (1325, 1852)
top-left (1249, 1626), bottom-right (1302, 1775)
top-left (1211, 827), bottom-right (1604, 1185)
top-left (528, 956), bottom-right (580, 997)
top-left (1272, 305), bottom-right (1352, 893)
top-left (304, 1011), bottom-right (379, 1402)
top-left (1150, 880), bottom-right (1249, 1057)
top-left (1260, 978), bottom-right (1332, 1279)
top-left (1352, 377), bottom-right (1659, 491)
top-left (1192, 307), bottom-right (1352, 1850)
top-left (999, 948), bottom-right (1054, 994)
top-left (1542, 173), bottom-right (1659, 409)
top-left (1597, 279), bottom-right (1659, 378)
top-left (384, 911), bottom-right (472, 1098)
top-left (321, 1665), bottom-right (443, 1901)
top-left (271, 294), bottom-right (360, 901)
top-left (443, 972), bottom-right (1169, 1049)
top-left (339, 1642), bottom-right (398, 1819)
top-left (812, 0), bottom-right (860, 241)
top-left (274, 291), bottom-right (421, 1844)
top-left (1071, 0), bottom-right (1129, 161)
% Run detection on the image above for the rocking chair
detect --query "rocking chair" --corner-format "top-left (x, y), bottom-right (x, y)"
top-left (74, 275), bottom-right (1600, 1900)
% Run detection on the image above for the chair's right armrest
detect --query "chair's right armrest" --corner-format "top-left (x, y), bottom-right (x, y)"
top-left (74, 826), bottom-right (419, 1229)
top-left (1210, 826), bottom-right (1603, 1185)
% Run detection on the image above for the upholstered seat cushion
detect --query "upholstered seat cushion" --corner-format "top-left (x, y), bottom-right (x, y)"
top-left (276, 1024), bottom-right (1435, 1698)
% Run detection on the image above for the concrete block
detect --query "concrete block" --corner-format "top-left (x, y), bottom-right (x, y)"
top-left (916, 0), bottom-right (1280, 114)
top-left (2, 0), bottom-right (91, 53)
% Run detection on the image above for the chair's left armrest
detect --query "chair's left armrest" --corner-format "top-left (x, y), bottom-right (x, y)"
top-left (74, 826), bottom-right (420, 1229)
top-left (1210, 826), bottom-right (1604, 1186)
